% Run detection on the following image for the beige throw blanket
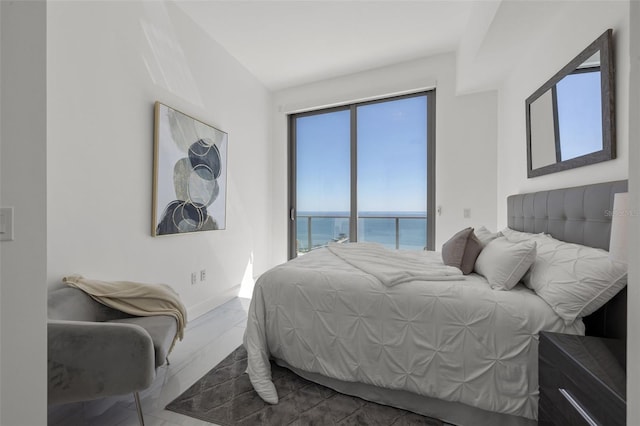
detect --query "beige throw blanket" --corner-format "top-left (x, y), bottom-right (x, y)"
top-left (63, 274), bottom-right (187, 352)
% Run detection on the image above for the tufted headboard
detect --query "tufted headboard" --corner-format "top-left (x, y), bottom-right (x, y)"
top-left (507, 180), bottom-right (628, 339)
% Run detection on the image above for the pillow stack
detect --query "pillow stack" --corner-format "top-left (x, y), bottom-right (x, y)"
top-left (443, 226), bottom-right (627, 324)
top-left (442, 226), bottom-right (537, 290)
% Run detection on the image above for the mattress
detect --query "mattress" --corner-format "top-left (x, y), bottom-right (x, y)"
top-left (243, 244), bottom-right (584, 421)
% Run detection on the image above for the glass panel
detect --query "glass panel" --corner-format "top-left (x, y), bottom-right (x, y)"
top-left (357, 96), bottom-right (427, 249)
top-left (556, 69), bottom-right (603, 161)
top-left (357, 216), bottom-right (395, 249)
top-left (398, 216), bottom-right (427, 250)
top-left (295, 110), bottom-right (350, 254)
top-left (529, 89), bottom-right (558, 169)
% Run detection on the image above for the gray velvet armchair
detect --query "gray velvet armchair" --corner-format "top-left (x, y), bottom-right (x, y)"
top-left (47, 287), bottom-right (178, 425)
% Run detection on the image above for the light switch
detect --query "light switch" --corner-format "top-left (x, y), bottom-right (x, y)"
top-left (463, 208), bottom-right (471, 219)
top-left (0, 207), bottom-right (14, 241)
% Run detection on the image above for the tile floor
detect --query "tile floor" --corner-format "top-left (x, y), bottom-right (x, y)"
top-left (48, 297), bottom-right (251, 426)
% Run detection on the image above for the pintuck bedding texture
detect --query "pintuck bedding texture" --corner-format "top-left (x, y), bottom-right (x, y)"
top-left (243, 242), bottom-right (583, 421)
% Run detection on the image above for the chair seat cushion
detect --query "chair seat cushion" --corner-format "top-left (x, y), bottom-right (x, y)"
top-left (110, 316), bottom-right (177, 367)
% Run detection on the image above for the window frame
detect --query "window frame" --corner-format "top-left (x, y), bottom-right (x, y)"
top-left (288, 90), bottom-right (436, 259)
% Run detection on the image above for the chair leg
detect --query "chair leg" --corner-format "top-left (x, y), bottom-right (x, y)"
top-left (133, 392), bottom-right (145, 426)
top-left (166, 356), bottom-right (170, 366)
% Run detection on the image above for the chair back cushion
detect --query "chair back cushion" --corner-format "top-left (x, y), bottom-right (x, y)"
top-left (48, 287), bottom-right (131, 321)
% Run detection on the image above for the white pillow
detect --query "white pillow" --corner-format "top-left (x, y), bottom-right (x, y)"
top-left (524, 234), bottom-right (627, 324)
top-left (500, 227), bottom-right (546, 242)
top-left (474, 237), bottom-right (537, 291)
top-left (474, 226), bottom-right (502, 247)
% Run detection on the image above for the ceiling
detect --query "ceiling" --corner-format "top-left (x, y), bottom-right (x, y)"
top-left (175, 1), bottom-right (574, 93)
top-left (176, 1), bottom-right (475, 91)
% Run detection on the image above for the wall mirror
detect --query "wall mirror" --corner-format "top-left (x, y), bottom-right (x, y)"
top-left (526, 29), bottom-right (615, 178)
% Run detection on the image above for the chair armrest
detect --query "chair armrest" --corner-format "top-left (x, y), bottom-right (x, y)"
top-left (48, 320), bottom-right (156, 405)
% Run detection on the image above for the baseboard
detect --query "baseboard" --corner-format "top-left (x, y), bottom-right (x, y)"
top-left (187, 284), bottom-right (241, 321)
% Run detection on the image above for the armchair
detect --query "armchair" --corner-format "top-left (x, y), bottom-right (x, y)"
top-left (47, 287), bottom-right (179, 425)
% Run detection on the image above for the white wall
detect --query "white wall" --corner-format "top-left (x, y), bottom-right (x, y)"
top-left (47, 1), bottom-right (273, 318)
top-left (627, 0), bottom-right (639, 423)
top-left (271, 54), bottom-right (498, 262)
top-left (0, 2), bottom-right (48, 425)
top-left (496, 1), bottom-right (629, 226)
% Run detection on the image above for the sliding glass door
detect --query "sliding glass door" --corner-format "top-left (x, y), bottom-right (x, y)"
top-left (292, 108), bottom-right (351, 254)
top-left (289, 91), bottom-right (435, 259)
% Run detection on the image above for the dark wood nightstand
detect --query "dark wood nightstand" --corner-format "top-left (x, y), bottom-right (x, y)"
top-left (539, 332), bottom-right (626, 426)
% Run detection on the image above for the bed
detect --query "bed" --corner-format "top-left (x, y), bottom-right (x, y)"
top-left (244, 180), bottom-right (627, 426)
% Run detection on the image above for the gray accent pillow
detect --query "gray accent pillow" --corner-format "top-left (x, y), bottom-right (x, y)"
top-left (441, 227), bottom-right (483, 275)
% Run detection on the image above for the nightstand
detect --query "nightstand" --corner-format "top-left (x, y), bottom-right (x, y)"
top-left (539, 332), bottom-right (626, 426)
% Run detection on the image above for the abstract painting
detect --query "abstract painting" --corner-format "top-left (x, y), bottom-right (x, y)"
top-left (152, 102), bottom-right (228, 236)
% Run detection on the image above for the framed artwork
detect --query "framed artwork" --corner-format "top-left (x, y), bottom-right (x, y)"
top-left (152, 102), bottom-right (228, 236)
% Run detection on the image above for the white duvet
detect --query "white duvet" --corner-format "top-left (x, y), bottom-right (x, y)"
top-left (243, 244), bottom-right (583, 420)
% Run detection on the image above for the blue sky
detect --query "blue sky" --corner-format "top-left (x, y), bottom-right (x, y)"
top-left (296, 95), bottom-right (427, 213)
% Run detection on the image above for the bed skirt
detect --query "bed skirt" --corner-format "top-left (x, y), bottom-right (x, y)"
top-left (274, 358), bottom-right (537, 426)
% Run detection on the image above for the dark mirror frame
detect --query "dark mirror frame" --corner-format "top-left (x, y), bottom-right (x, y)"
top-left (525, 29), bottom-right (615, 178)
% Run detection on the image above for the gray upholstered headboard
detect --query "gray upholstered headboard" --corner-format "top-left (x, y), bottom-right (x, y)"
top-left (507, 180), bottom-right (628, 250)
top-left (507, 180), bottom-right (628, 339)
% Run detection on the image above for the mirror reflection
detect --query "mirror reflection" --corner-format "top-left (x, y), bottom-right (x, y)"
top-left (526, 30), bottom-right (614, 178)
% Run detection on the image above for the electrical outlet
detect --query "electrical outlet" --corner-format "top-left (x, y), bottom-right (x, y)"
top-left (200, 269), bottom-right (206, 281)
top-left (463, 208), bottom-right (471, 219)
top-left (191, 272), bottom-right (197, 285)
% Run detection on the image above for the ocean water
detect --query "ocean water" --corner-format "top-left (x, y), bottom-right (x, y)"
top-left (296, 212), bottom-right (427, 253)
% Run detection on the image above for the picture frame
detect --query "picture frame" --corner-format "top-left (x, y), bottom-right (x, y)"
top-left (152, 102), bottom-right (228, 236)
